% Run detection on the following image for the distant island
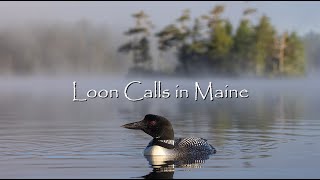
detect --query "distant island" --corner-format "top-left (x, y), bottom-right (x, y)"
top-left (118, 4), bottom-right (305, 77)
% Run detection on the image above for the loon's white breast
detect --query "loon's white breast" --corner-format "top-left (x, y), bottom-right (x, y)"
top-left (144, 145), bottom-right (174, 156)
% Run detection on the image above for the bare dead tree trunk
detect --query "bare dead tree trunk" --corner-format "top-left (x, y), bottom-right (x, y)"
top-left (278, 32), bottom-right (288, 73)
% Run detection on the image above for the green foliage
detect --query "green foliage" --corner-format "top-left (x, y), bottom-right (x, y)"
top-left (118, 10), bottom-right (153, 70)
top-left (208, 21), bottom-right (233, 59)
top-left (202, 5), bottom-right (234, 73)
top-left (283, 32), bottom-right (305, 75)
top-left (124, 27), bottom-right (148, 35)
top-left (156, 24), bottom-right (186, 51)
top-left (233, 19), bottom-right (255, 73)
top-left (253, 15), bottom-right (276, 75)
top-left (243, 8), bottom-right (257, 16)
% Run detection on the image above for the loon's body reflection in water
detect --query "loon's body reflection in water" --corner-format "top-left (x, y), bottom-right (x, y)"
top-left (141, 154), bottom-right (211, 179)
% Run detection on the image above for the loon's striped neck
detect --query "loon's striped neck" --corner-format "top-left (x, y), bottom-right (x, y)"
top-left (158, 139), bottom-right (174, 146)
top-left (152, 139), bottom-right (175, 149)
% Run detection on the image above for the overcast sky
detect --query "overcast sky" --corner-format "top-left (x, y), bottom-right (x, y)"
top-left (0, 1), bottom-right (319, 35)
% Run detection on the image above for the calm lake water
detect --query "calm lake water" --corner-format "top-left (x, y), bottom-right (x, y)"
top-left (0, 76), bottom-right (320, 178)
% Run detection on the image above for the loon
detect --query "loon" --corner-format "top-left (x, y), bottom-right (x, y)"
top-left (121, 114), bottom-right (216, 156)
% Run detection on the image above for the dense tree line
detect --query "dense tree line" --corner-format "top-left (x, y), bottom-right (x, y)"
top-left (119, 5), bottom-right (306, 77)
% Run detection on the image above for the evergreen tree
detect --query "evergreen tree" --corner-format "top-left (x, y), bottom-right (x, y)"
top-left (156, 9), bottom-right (190, 51)
top-left (187, 18), bottom-right (207, 57)
top-left (233, 20), bottom-right (255, 73)
top-left (118, 11), bottom-right (154, 71)
top-left (253, 15), bottom-right (276, 76)
top-left (209, 21), bottom-right (233, 59)
top-left (283, 32), bottom-right (305, 75)
top-left (232, 8), bottom-right (256, 74)
top-left (203, 5), bottom-right (233, 73)
top-left (156, 9), bottom-right (193, 73)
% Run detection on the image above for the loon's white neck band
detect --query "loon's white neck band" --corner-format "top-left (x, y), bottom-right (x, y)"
top-left (158, 139), bottom-right (175, 146)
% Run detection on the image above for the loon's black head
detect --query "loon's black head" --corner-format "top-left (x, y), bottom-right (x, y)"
top-left (121, 114), bottom-right (174, 140)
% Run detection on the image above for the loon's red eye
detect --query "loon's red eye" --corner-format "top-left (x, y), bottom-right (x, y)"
top-left (148, 120), bottom-right (156, 126)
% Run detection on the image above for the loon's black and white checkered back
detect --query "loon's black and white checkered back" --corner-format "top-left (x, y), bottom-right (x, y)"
top-left (174, 136), bottom-right (216, 155)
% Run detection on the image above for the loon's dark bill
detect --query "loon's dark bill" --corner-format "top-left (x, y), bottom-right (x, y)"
top-left (121, 120), bottom-right (145, 130)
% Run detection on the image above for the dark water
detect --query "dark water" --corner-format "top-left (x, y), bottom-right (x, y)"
top-left (0, 76), bottom-right (320, 178)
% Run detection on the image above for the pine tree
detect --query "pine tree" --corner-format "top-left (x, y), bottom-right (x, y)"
top-left (188, 18), bottom-right (207, 56)
top-left (253, 15), bottom-right (276, 76)
top-left (232, 8), bottom-right (256, 74)
top-left (156, 9), bottom-right (190, 51)
top-left (202, 5), bottom-right (233, 73)
top-left (283, 32), bottom-right (305, 75)
top-left (118, 11), bottom-right (154, 72)
top-left (156, 9), bottom-right (193, 73)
